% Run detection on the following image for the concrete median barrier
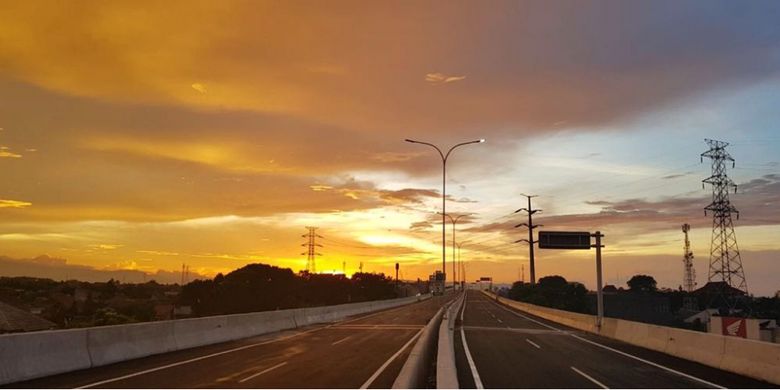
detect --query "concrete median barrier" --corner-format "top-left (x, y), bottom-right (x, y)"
top-left (485, 291), bottom-right (780, 385)
top-left (436, 292), bottom-right (464, 389)
top-left (393, 300), bottom-right (447, 389)
top-left (0, 294), bottom-right (430, 386)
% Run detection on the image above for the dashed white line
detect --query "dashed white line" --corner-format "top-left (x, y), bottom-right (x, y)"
top-left (488, 296), bottom-right (725, 389)
top-left (525, 339), bottom-right (541, 349)
top-left (571, 366), bottom-right (608, 389)
top-left (239, 362), bottom-right (288, 383)
top-left (460, 295), bottom-right (484, 389)
top-left (360, 328), bottom-right (423, 389)
top-left (331, 336), bottom-right (352, 345)
top-left (77, 327), bottom-right (323, 389)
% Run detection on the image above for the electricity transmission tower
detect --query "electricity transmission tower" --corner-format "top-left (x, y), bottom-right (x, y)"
top-left (701, 139), bottom-right (747, 293)
top-left (301, 226), bottom-right (322, 273)
top-left (681, 223), bottom-right (696, 292)
top-left (515, 194), bottom-right (541, 284)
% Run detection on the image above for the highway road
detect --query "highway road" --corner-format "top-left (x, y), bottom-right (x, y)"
top-left (11, 295), bottom-right (451, 389)
top-left (454, 290), bottom-right (772, 389)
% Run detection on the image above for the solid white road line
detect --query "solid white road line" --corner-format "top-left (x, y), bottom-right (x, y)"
top-left (359, 328), bottom-right (423, 389)
top-left (487, 296), bottom-right (725, 389)
top-left (525, 339), bottom-right (541, 349)
top-left (331, 336), bottom-right (352, 346)
top-left (460, 296), bottom-right (484, 389)
top-left (238, 362), bottom-right (288, 384)
top-left (571, 366), bottom-right (609, 389)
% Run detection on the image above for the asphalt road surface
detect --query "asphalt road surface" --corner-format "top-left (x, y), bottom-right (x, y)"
top-left (454, 290), bottom-right (773, 389)
top-left (11, 295), bottom-right (452, 389)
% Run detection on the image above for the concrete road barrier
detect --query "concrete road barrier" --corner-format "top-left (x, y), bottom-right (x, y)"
top-left (88, 321), bottom-right (177, 366)
top-left (0, 294), bottom-right (430, 386)
top-left (0, 328), bottom-right (91, 385)
top-left (484, 291), bottom-right (780, 385)
top-left (393, 298), bottom-right (447, 389)
top-left (437, 292), bottom-right (464, 389)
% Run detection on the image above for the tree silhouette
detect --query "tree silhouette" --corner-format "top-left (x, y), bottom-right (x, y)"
top-left (627, 274), bottom-right (658, 293)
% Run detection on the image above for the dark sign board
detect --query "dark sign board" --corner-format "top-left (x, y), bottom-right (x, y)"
top-left (479, 277), bottom-right (492, 282)
top-left (538, 231), bottom-right (592, 250)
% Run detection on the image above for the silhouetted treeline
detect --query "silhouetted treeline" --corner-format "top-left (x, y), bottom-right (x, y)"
top-left (0, 276), bottom-right (179, 328)
top-left (177, 263), bottom-right (398, 316)
top-left (507, 275), bottom-right (590, 314)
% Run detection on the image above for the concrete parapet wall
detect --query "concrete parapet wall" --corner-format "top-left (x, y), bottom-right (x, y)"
top-left (483, 291), bottom-right (780, 385)
top-left (88, 321), bottom-right (177, 366)
top-left (0, 328), bottom-right (91, 385)
top-left (0, 294), bottom-right (429, 385)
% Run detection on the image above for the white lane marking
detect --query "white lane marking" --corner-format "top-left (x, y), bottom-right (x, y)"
top-left (568, 332), bottom-right (725, 389)
top-left (496, 318), bottom-right (503, 323)
top-left (78, 298), bottom-right (437, 388)
top-left (331, 336), bottom-right (352, 345)
top-left (488, 297), bottom-right (725, 389)
top-left (461, 295), bottom-right (485, 389)
top-left (360, 328), bottom-right (423, 389)
top-left (526, 339), bottom-right (541, 349)
top-left (78, 327), bottom-right (324, 389)
top-left (571, 366), bottom-right (608, 389)
top-left (238, 362), bottom-right (288, 384)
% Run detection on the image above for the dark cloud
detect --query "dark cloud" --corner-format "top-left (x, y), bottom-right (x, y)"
top-left (467, 174), bottom-right (780, 235)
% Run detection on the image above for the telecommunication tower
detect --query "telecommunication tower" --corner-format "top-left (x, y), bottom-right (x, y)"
top-left (301, 226), bottom-right (322, 273)
top-left (701, 139), bottom-right (747, 292)
top-left (681, 224), bottom-right (696, 292)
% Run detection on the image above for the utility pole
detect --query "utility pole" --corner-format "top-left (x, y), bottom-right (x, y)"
top-left (521, 264), bottom-right (525, 283)
top-left (301, 226), bottom-right (322, 274)
top-left (359, 262), bottom-right (364, 274)
top-left (515, 194), bottom-right (542, 284)
top-left (682, 223), bottom-right (696, 292)
top-left (701, 139), bottom-right (747, 292)
top-left (342, 261), bottom-right (346, 275)
top-left (395, 263), bottom-right (399, 287)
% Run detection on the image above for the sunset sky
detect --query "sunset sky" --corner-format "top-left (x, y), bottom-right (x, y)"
top-left (1, 1), bottom-right (779, 295)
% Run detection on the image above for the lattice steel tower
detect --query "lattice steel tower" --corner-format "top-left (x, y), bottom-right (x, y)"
top-left (701, 139), bottom-right (747, 292)
top-left (301, 226), bottom-right (322, 273)
top-left (681, 223), bottom-right (696, 292)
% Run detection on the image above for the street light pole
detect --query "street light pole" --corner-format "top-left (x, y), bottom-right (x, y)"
top-left (456, 241), bottom-right (465, 287)
top-left (405, 138), bottom-right (484, 289)
top-left (443, 213), bottom-right (469, 289)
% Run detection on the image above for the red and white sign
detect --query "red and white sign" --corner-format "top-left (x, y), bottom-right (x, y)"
top-left (721, 317), bottom-right (747, 338)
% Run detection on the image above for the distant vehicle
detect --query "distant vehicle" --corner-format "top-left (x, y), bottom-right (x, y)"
top-left (429, 271), bottom-right (445, 295)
